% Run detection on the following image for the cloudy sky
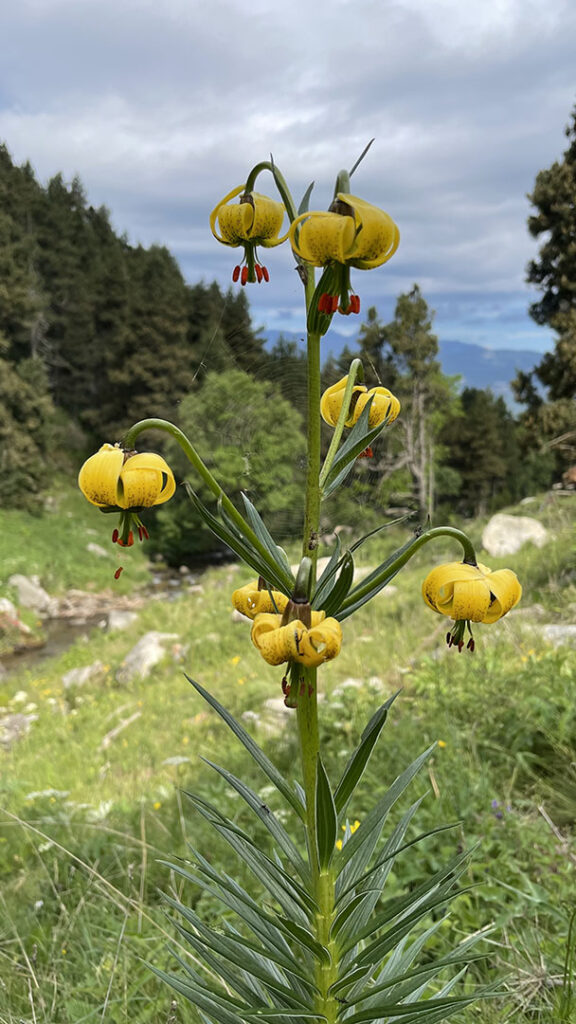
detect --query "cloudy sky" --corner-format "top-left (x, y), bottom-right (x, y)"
top-left (1, 0), bottom-right (575, 353)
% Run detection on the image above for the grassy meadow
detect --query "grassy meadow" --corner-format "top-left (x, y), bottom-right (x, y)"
top-left (0, 487), bottom-right (575, 1023)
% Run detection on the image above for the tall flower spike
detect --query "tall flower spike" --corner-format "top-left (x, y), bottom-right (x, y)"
top-left (210, 186), bottom-right (289, 284)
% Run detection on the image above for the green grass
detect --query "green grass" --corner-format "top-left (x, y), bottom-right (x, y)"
top-left (0, 491), bottom-right (575, 1022)
top-left (0, 479), bottom-right (150, 598)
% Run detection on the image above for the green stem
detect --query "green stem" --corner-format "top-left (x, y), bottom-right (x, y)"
top-left (319, 358), bottom-right (364, 489)
top-left (339, 526), bottom-right (478, 613)
top-left (244, 160), bottom-right (298, 223)
top-left (315, 870), bottom-right (339, 1024)
top-left (122, 418), bottom-right (292, 590)
top-left (296, 666), bottom-right (320, 874)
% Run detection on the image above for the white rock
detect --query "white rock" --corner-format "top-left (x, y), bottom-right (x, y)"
top-left (0, 597), bottom-right (18, 618)
top-left (61, 661), bottom-right (105, 690)
top-left (8, 574), bottom-right (58, 616)
top-left (481, 514), bottom-right (548, 557)
top-left (86, 542), bottom-right (110, 559)
top-left (0, 712), bottom-right (38, 746)
top-left (539, 625), bottom-right (576, 648)
top-left (241, 710), bottom-right (261, 726)
top-left (116, 632), bottom-right (179, 683)
top-left (107, 610), bottom-right (138, 632)
top-left (259, 697), bottom-right (294, 737)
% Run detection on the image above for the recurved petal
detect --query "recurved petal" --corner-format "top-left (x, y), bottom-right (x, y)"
top-left (249, 193), bottom-right (287, 243)
top-left (232, 582), bottom-right (289, 619)
top-left (251, 614), bottom-right (294, 665)
top-left (340, 194), bottom-right (400, 269)
top-left (119, 453), bottom-right (176, 509)
top-left (353, 386), bottom-right (400, 428)
top-left (422, 561), bottom-right (488, 614)
top-left (290, 211), bottom-right (357, 266)
top-left (294, 617), bottom-right (343, 667)
top-left (209, 185), bottom-right (246, 245)
top-left (482, 569), bottom-right (522, 623)
top-left (321, 375), bottom-right (367, 427)
top-left (78, 443), bottom-right (124, 507)
top-left (216, 201), bottom-right (255, 245)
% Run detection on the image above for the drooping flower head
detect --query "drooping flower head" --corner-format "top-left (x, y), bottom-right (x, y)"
top-left (321, 375), bottom-right (400, 429)
top-left (290, 193), bottom-right (399, 329)
top-left (210, 186), bottom-right (289, 284)
top-left (251, 610), bottom-right (343, 669)
top-left (78, 444), bottom-right (176, 564)
top-left (422, 560), bottom-right (522, 651)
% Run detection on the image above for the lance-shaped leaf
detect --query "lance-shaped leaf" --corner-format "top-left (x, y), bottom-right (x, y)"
top-left (316, 755), bottom-right (338, 870)
top-left (162, 894), bottom-right (314, 1002)
top-left (315, 551), bottom-right (355, 617)
top-left (202, 759), bottom-right (311, 885)
top-left (335, 746), bottom-right (435, 891)
top-left (241, 493), bottom-right (294, 582)
top-left (184, 484), bottom-right (288, 592)
top-left (322, 400), bottom-right (385, 499)
top-left (185, 675), bottom-right (305, 820)
top-left (334, 693), bottom-right (399, 816)
top-left (337, 529), bottom-right (430, 621)
top-left (183, 791), bottom-right (315, 919)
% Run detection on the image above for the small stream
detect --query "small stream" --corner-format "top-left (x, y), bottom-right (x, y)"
top-left (0, 566), bottom-right (204, 676)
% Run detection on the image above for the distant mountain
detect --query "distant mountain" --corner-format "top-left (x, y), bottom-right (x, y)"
top-left (264, 330), bottom-right (542, 408)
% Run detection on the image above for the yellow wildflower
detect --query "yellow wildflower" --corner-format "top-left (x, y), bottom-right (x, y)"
top-left (251, 611), bottom-right (342, 668)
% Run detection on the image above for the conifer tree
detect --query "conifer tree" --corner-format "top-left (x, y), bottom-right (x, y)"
top-left (515, 106), bottom-right (576, 460)
top-left (0, 334), bottom-right (55, 508)
top-left (349, 288), bottom-right (457, 517)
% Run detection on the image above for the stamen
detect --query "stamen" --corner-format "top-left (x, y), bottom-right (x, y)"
top-left (261, 265), bottom-right (269, 282)
top-left (114, 567), bottom-right (124, 579)
top-left (255, 264), bottom-right (263, 283)
top-left (112, 528), bottom-right (119, 543)
top-left (232, 265), bottom-right (241, 282)
top-left (241, 266), bottom-right (249, 286)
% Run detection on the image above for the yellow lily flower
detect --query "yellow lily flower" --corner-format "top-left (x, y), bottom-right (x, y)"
top-left (290, 192), bottom-right (399, 327)
top-left (210, 186), bottom-right (289, 284)
top-left (422, 561), bottom-right (522, 649)
top-left (78, 443), bottom-right (175, 550)
top-left (321, 375), bottom-right (401, 429)
top-left (290, 193), bottom-right (399, 271)
top-left (232, 581), bottom-right (289, 619)
top-left (251, 611), bottom-right (343, 668)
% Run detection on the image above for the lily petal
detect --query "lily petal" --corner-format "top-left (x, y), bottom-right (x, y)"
top-left (338, 194), bottom-right (401, 269)
top-left (232, 582), bottom-right (289, 619)
top-left (320, 375), bottom-right (366, 427)
top-left (209, 185), bottom-right (245, 245)
top-left (482, 569), bottom-right (522, 623)
top-left (78, 444), bottom-right (124, 507)
top-left (119, 452), bottom-right (176, 509)
top-left (354, 386), bottom-right (401, 427)
top-left (290, 211), bottom-right (357, 266)
top-left (296, 618), bottom-right (343, 667)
